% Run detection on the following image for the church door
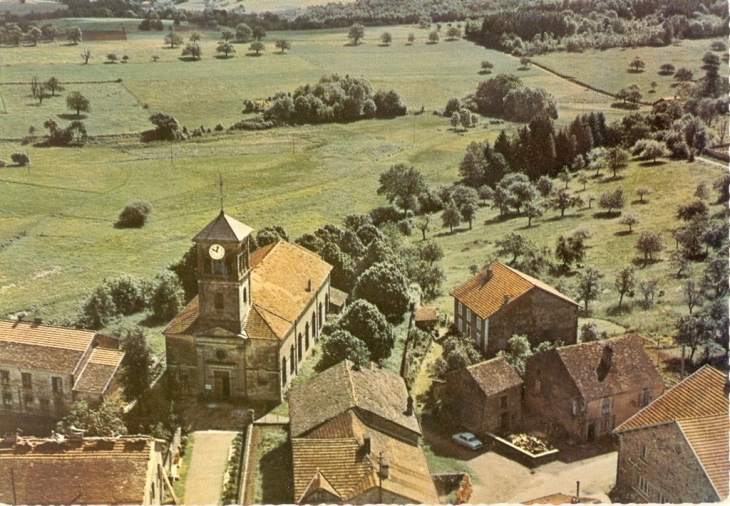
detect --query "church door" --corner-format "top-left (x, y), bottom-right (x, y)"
top-left (214, 371), bottom-right (231, 399)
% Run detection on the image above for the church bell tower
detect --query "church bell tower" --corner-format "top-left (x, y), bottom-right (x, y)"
top-left (192, 211), bottom-right (254, 335)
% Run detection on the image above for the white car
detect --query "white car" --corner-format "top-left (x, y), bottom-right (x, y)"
top-left (452, 432), bottom-right (483, 450)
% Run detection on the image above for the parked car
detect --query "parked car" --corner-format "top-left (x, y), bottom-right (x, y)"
top-left (452, 432), bottom-right (483, 450)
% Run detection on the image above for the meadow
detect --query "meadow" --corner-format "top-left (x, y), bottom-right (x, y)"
top-left (0, 22), bottom-right (723, 346)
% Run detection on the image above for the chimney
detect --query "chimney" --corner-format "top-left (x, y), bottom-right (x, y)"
top-left (486, 266), bottom-right (492, 281)
top-left (69, 426), bottom-right (85, 441)
top-left (405, 395), bottom-right (414, 416)
top-left (572, 481), bottom-right (580, 504)
top-left (601, 345), bottom-right (613, 370)
top-left (33, 317), bottom-right (43, 325)
top-left (379, 458), bottom-right (390, 480)
top-left (363, 434), bottom-right (371, 456)
top-left (16, 312), bottom-right (25, 322)
top-left (503, 294), bottom-right (509, 305)
top-left (307, 279), bottom-right (312, 292)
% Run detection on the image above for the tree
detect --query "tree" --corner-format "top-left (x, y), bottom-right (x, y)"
top-left (559, 167), bottom-right (571, 189)
top-left (536, 176), bottom-right (554, 197)
top-left (81, 48), bottom-right (91, 64)
top-left (81, 283), bottom-right (117, 329)
top-left (555, 233), bottom-right (586, 270)
top-left (619, 212), bottom-right (639, 232)
top-left (519, 57), bottom-right (531, 68)
top-left (116, 200), bottom-right (152, 228)
top-left (446, 26), bottom-right (461, 40)
top-left (189, 31), bottom-right (201, 43)
top-left (336, 299), bottom-right (394, 361)
top-left (450, 111), bottom-right (461, 129)
top-left (407, 33), bottom-right (415, 45)
top-left (683, 279), bottom-right (702, 314)
top-left (638, 277), bottom-right (659, 307)
top-left (216, 41), bottom-right (235, 57)
top-left (495, 232), bottom-right (528, 264)
top-left (549, 188), bottom-right (583, 217)
top-left (640, 140), bottom-right (668, 163)
top-left (676, 200), bottom-right (708, 221)
top-left (497, 334), bottom-right (532, 377)
top-left (221, 29), bottom-right (233, 41)
top-left (636, 230), bottom-right (663, 264)
top-left (598, 187), bottom-right (625, 215)
top-left (27, 26), bottom-right (42, 45)
top-left (353, 262), bottom-right (410, 323)
top-left (430, 333), bottom-right (482, 378)
top-left (380, 32), bottom-right (392, 46)
top-left (66, 91), bottom-right (90, 117)
top-left (635, 186), bottom-right (652, 202)
top-left (628, 56), bottom-right (645, 72)
top-left (605, 147), bottom-right (629, 178)
top-left (673, 67), bottom-right (693, 82)
top-left (275, 40), bottom-right (291, 53)
top-left (713, 174), bottom-right (730, 204)
top-left (11, 152), bottom-right (30, 166)
top-left (576, 266), bottom-right (603, 310)
top-left (56, 401), bottom-right (127, 437)
top-left (252, 25), bottom-right (266, 41)
top-left (236, 23), bottom-right (253, 42)
top-left (674, 313), bottom-right (714, 364)
top-left (150, 270), bottom-right (184, 322)
top-left (614, 266), bottom-right (635, 308)
top-left (165, 31), bottom-right (183, 48)
top-left (182, 43), bottom-right (202, 60)
top-left (441, 199), bottom-right (461, 233)
top-left (377, 164), bottom-right (427, 215)
top-left (148, 111), bottom-right (183, 141)
top-left (578, 173), bottom-right (589, 190)
top-left (587, 147), bottom-right (606, 177)
top-left (316, 330), bottom-right (370, 371)
top-left (481, 60), bottom-right (494, 73)
top-left (169, 245), bottom-right (197, 302)
top-left (428, 30), bottom-right (439, 43)
top-left (249, 41), bottom-right (265, 55)
top-left (106, 53), bottom-right (118, 63)
top-left (106, 275), bottom-right (147, 315)
top-left (580, 322), bottom-right (600, 342)
top-left (414, 214), bottom-right (431, 240)
top-left (66, 26), bottom-right (82, 44)
top-left (117, 325), bottom-right (153, 403)
top-left (348, 23), bottom-right (365, 45)
top-left (45, 76), bottom-right (63, 96)
top-left (42, 23), bottom-right (59, 41)
top-left (649, 81), bottom-right (657, 93)
top-left (659, 62), bottom-right (675, 75)
top-left (524, 201), bottom-right (543, 227)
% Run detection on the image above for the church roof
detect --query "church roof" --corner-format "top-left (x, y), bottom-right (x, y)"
top-left (192, 211), bottom-right (254, 242)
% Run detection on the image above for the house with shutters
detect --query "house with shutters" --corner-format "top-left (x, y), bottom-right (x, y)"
top-left (164, 211), bottom-right (332, 403)
top-left (523, 335), bottom-right (665, 442)
top-left (450, 262), bottom-right (579, 358)
top-left (0, 318), bottom-right (124, 430)
top-left (613, 365), bottom-right (729, 503)
top-left (288, 360), bottom-right (439, 504)
top-left (0, 434), bottom-right (167, 505)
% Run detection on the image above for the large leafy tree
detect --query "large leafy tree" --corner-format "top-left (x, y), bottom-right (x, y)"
top-left (118, 325), bottom-right (153, 404)
top-left (169, 245), bottom-right (198, 302)
top-left (56, 401), bottom-right (127, 437)
top-left (353, 262), bottom-right (410, 323)
top-left (497, 334), bottom-right (532, 378)
top-left (430, 333), bottom-right (482, 378)
top-left (576, 266), bottom-right (603, 310)
top-left (377, 164), bottom-right (428, 215)
top-left (335, 300), bottom-right (394, 361)
top-left (316, 330), bottom-right (370, 372)
top-left (151, 270), bottom-right (184, 322)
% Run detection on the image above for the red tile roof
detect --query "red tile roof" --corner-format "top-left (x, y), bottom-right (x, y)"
top-left (450, 262), bottom-right (577, 319)
top-left (615, 366), bottom-right (729, 499)
top-left (0, 436), bottom-right (160, 505)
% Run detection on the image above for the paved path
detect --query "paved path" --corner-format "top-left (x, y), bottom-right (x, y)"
top-left (470, 450), bottom-right (617, 503)
top-left (184, 430), bottom-right (238, 506)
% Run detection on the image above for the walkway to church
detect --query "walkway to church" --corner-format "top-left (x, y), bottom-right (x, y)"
top-left (184, 430), bottom-right (238, 505)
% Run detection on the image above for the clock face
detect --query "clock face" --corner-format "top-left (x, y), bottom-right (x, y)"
top-left (209, 243), bottom-right (225, 260)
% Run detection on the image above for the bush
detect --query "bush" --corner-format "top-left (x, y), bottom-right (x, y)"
top-left (0, 160), bottom-right (6, 168)
top-left (106, 275), bottom-right (148, 315)
top-left (145, 112), bottom-right (184, 141)
top-left (116, 200), bottom-right (153, 228)
top-left (11, 152), bottom-right (30, 166)
top-left (81, 283), bottom-right (117, 329)
top-left (150, 270), bottom-right (184, 322)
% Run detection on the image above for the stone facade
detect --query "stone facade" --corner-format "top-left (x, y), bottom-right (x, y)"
top-left (615, 423), bottom-right (721, 503)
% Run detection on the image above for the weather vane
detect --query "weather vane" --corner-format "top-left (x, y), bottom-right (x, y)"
top-left (219, 173), bottom-right (224, 212)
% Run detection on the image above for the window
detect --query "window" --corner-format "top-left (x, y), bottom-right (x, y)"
top-left (641, 445), bottom-right (648, 460)
top-left (214, 293), bottom-right (224, 310)
top-left (243, 288), bottom-right (248, 304)
top-left (658, 492), bottom-right (668, 503)
top-left (2, 393), bottom-right (11, 408)
top-left (21, 373), bottom-right (32, 389)
top-left (466, 308), bottom-right (471, 320)
top-left (500, 395), bottom-right (508, 410)
top-left (0, 370), bottom-right (8, 385)
top-left (637, 475), bottom-right (650, 496)
top-left (601, 398), bottom-right (611, 415)
top-left (571, 400), bottom-right (577, 417)
top-left (23, 394), bottom-right (34, 407)
top-left (52, 377), bottom-right (63, 394)
top-left (40, 398), bottom-right (50, 412)
top-left (458, 319), bottom-right (463, 332)
top-left (465, 324), bottom-right (471, 335)
top-left (213, 259), bottom-right (224, 275)
top-left (457, 301), bottom-right (462, 314)
top-left (476, 318), bottom-right (481, 330)
top-left (639, 389), bottom-right (652, 407)
top-left (282, 358), bottom-right (287, 386)
top-left (290, 346), bottom-right (295, 374)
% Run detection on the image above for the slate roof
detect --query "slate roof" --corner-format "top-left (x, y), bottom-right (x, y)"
top-left (463, 356), bottom-right (523, 397)
top-left (552, 334), bottom-right (664, 401)
top-left (291, 410), bottom-right (438, 504)
top-left (73, 347), bottom-right (125, 395)
top-left (0, 436), bottom-right (159, 505)
top-left (615, 366), bottom-right (729, 499)
top-left (164, 239), bottom-right (332, 341)
top-left (0, 320), bottom-right (96, 374)
top-left (450, 262), bottom-right (578, 319)
top-left (289, 360), bottom-right (421, 438)
top-left (192, 210), bottom-right (254, 242)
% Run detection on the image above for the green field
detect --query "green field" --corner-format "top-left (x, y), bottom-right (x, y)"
top-left (0, 25), bottom-right (724, 341)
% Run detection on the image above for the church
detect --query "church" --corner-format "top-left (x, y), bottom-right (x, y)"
top-left (163, 211), bottom-right (332, 403)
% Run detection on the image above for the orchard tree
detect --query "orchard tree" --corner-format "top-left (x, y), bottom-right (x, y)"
top-left (45, 77), bottom-right (63, 96)
top-left (683, 279), bottom-right (702, 314)
top-left (555, 233), bottom-right (586, 270)
top-left (674, 313), bottom-right (713, 364)
top-left (236, 23), bottom-right (253, 42)
top-left (81, 48), bottom-right (91, 64)
top-left (605, 147), bottom-right (630, 178)
top-left (252, 25), bottom-right (266, 40)
top-left (598, 187), bottom-right (625, 215)
top-left (189, 31), bottom-right (201, 43)
top-left (407, 33), bottom-right (415, 45)
top-left (380, 32), bottom-right (393, 45)
top-left (216, 41), bottom-right (235, 57)
top-left (524, 201), bottom-right (543, 227)
top-left (615, 266), bottom-right (635, 308)
top-left (629, 56), bottom-right (645, 72)
top-left (549, 188), bottom-right (583, 217)
top-left (27, 26), bottom-right (42, 45)
top-left (578, 173), bottom-right (589, 190)
top-left (536, 175), bottom-right (554, 197)
top-left (221, 29), bottom-right (233, 41)
top-left (275, 40), bottom-right (291, 53)
top-left (446, 26), bottom-right (461, 40)
top-left (673, 67), bottom-right (693, 82)
top-left (106, 53), bottom-right (118, 63)
top-left (377, 164), bottom-right (427, 215)
top-left (640, 140), bottom-right (669, 163)
top-left (165, 31), bottom-right (183, 48)
top-left (66, 91), bottom-right (90, 117)
top-left (182, 42), bottom-right (202, 60)
top-left (495, 232), bottom-right (528, 264)
top-left (249, 41), bottom-right (265, 55)
top-left (619, 212), bottom-right (640, 232)
top-left (441, 199), bottom-right (461, 233)
top-left (635, 186), bottom-right (652, 202)
top-left (659, 62), bottom-right (675, 75)
top-left (353, 262), bottom-right (410, 323)
top-left (481, 60), bottom-right (494, 73)
top-left (428, 30), bottom-right (440, 43)
top-left (559, 167), bottom-right (571, 189)
top-left (636, 230), bottom-right (663, 264)
top-left (348, 23), bottom-right (365, 45)
top-left (66, 26), bottom-right (82, 44)
top-left (414, 214), bottom-right (431, 240)
top-left (576, 266), bottom-right (603, 310)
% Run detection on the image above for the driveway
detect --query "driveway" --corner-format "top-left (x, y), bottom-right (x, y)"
top-left (469, 449), bottom-right (617, 503)
top-left (183, 430), bottom-right (238, 505)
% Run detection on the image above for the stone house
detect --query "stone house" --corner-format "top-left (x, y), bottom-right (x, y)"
top-left (288, 360), bottom-right (439, 504)
top-left (164, 212), bottom-right (332, 403)
top-left (0, 434), bottom-right (166, 505)
top-left (441, 356), bottom-right (522, 437)
top-left (523, 335), bottom-right (665, 442)
top-left (450, 262), bottom-right (579, 358)
top-left (414, 307), bottom-right (438, 332)
top-left (0, 319), bottom-right (124, 423)
top-left (613, 365), bottom-right (728, 503)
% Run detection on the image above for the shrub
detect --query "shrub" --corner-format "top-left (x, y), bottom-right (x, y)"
top-left (11, 152), bottom-right (30, 166)
top-left (0, 160), bottom-right (6, 168)
top-left (81, 283), bottom-right (117, 329)
top-left (106, 275), bottom-right (147, 315)
top-left (116, 200), bottom-right (153, 228)
top-left (145, 112), bottom-right (184, 141)
top-left (150, 270), bottom-right (184, 322)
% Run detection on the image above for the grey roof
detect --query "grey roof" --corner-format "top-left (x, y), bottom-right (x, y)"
top-left (192, 211), bottom-right (254, 242)
top-left (288, 360), bottom-right (421, 438)
top-left (464, 356), bottom-right (523, 396)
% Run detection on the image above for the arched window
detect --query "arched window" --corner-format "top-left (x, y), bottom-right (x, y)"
top-left (298, 333), bottom-right (303, 362)
top-left (282, 357), bottom-right (287, 386)
top-left (318, 302), bottom-right (323, 328)
top-left (290, 346), bottom-right (295, 374)
top-left (305, 322), bottom-right (310, 351)
top-left (243, 287), bottom-right (247, 304)
top-left (312, 312), bottom-right (317, 340)
top-left (325, 294), bottom-right (330, 312)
